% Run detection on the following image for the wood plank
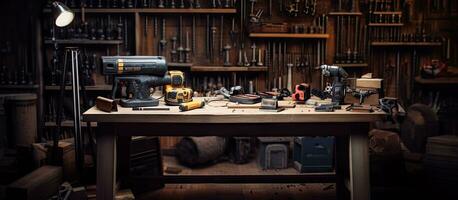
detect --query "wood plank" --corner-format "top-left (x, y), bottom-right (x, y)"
top-left (139, 8), bottom-right (237, 14)
top-left (415, 76), bottom-right (458, 85)
top-left (43, 8), bottom-right (237, 14)
top-left (371, 42), bottom-right (442, 46)
top-left (45, 85), bottom-right (112, 91)
top-left (367, 23), bottom-right (404, 27)
top-left (334, 63), bottom-right (368, 68)
top-left (356, 78), bottom-right (383, 89)
top-left (43, 39), bottom-right (123, 45)
top-left (249, 33), bottom-right (330, 39)
top-left (0, 85), bottom-right (39, 89)
top-left (372, 11), bottom-right (403, 14)
top-left (7, 165), bottom-right (62, 200)
top-left (328, 12), bottom-right (363, 16)
top-left (190, 66), bottom-right (268, 72)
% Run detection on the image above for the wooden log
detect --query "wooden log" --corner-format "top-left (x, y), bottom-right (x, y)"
top-left (7, 165), bottom-right (63, 200)
top-left (175, 136), bottom-right (227, 167)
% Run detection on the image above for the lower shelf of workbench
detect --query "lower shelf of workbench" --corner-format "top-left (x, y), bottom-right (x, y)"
top-left (160, 156), bottom-right (336, 184)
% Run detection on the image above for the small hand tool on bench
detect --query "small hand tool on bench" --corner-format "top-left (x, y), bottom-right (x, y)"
top-left (259, 98), bottom-right (285, 112)
top-left (132, 107), bottom-right (171, 111)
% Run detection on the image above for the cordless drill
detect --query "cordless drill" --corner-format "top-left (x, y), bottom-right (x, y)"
top-left (319, 65), bottom-right (348, 105)
top-left (102, 56), bottom-right (180, 107)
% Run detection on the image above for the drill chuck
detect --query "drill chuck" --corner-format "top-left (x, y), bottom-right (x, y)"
top-left (102, 56), bottom-right (167, 76)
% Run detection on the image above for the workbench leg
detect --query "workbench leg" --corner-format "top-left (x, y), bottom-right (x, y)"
top-left (349, 133), bottom-right (370, 200)
top-left (97, 125), bottom-right (117, 200)
top-left (336, 136), bottom-right (349, 200)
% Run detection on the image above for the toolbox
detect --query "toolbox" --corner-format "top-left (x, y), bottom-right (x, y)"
top-left (257, 137), bottom-right (290, 169)
top-left (293, 137), bottom-right (334, 173)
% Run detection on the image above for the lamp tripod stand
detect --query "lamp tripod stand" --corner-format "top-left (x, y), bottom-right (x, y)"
top-left (53, 47), bottom-right (84, 177)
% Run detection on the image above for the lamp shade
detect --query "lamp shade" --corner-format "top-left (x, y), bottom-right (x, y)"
top-left (52, 1), bottom-right (74, 27)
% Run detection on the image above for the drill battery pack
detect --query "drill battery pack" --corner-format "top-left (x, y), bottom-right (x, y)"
top-left (165, 86), bottom-right (193, 106)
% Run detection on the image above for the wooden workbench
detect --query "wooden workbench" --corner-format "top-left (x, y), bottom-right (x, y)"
top-left (83, 103), bottom-right (385, 200)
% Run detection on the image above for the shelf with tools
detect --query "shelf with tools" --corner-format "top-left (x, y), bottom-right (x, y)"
top-left (368, 23), bottom-right (404, 27)
top-left (45, 120), bottom-right (97, 127)
top-left (43, 8), bottom-right (237, 14)
top-left (328, 12), bottom-right (363, 16)
top-left (44, 85), bottom-right (113, 91)
top-left (249, 33), bottom-right (330, 39)
top-left (333, 63), bottom-right (368, 68)
top-left (372, 11), bottom-right (403, 15)
top-left (0, 84), bottom-right (39, 90)
top-left (190, 66), bottom-right (268, 72)
top-left (168, 63), bottom-right (193, 68)
top-left (43, 39), bottom-right (123, 45)
top-left (371, 42), bottom-right (443, 47)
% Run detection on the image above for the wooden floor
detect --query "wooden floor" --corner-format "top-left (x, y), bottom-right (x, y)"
top-left (137, 183), bottom-right (336, 200)
top-left (136, 156), bottom-right (336, 200)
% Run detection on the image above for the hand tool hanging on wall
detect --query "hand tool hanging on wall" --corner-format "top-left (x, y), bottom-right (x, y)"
top-left (240, 0), bottom-right (246, 49)
top-left (220, 15), bottom-right (224, 58)
top-left (158, 0), bottom-right (165, 8)
top-left (257, 48), bottom-right (263, 66)
top-left (194, 0), bottom-right (201, 8)
top-left (159, 18), bottom-right (167, 56)
top-left (206, 15), bottom-right (210, 57)
top-left (177, 16), bottom-right (184, 63)
top-left (144, 16), bottom-right (148, 37)
top-left (251, 43), bottom-right (257, 66)
top-left (211, 16), bottom-right (217, 63)
top-left (192, 16), bottom-right (196, 55)
top-left (224, 44), bottom-right (232, 66)
top-left (171, 37), bottom-right (178, 62)
top-left (230, 17), bottom-right (238, 48)
top-left (154, 17), bottom-right (158, 37)
top-left (185, 31), bottom-right (191, 63)
top-left (237, 49), bottom-right (243, 66)
top-left (353, 16), bottom-right (359, 63)
top-left (287, 55), bottom-right (293, 92)
top-left (268, 0), bottom-right (272, 17)
top-left (244, 51), bottom-right (250, 66)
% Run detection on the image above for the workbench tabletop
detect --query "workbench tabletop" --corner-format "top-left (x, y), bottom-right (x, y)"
top-left (83, 101), bottom-right (385, 123)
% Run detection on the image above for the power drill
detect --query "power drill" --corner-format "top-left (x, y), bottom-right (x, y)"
top-left (319, 65), bottom-right (348, 105)
top-left (165, 71), bottom-right (193, 106)
top-left (102, 56), bottom-right (180, 107)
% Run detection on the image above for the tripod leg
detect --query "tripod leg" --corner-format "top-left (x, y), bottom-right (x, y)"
top-left (53, 50), bottom-right (69, 164)
top-left (71, 50), bottom-right (84, 177)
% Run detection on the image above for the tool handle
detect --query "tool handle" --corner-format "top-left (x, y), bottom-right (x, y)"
top-left (179, 100), bottom-right (205, 111)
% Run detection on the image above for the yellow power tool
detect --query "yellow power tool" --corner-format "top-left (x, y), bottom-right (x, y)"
top-left (179, 100), bottom-right (205, 111)
top-left (165, 71), bottom-right (193, 106)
